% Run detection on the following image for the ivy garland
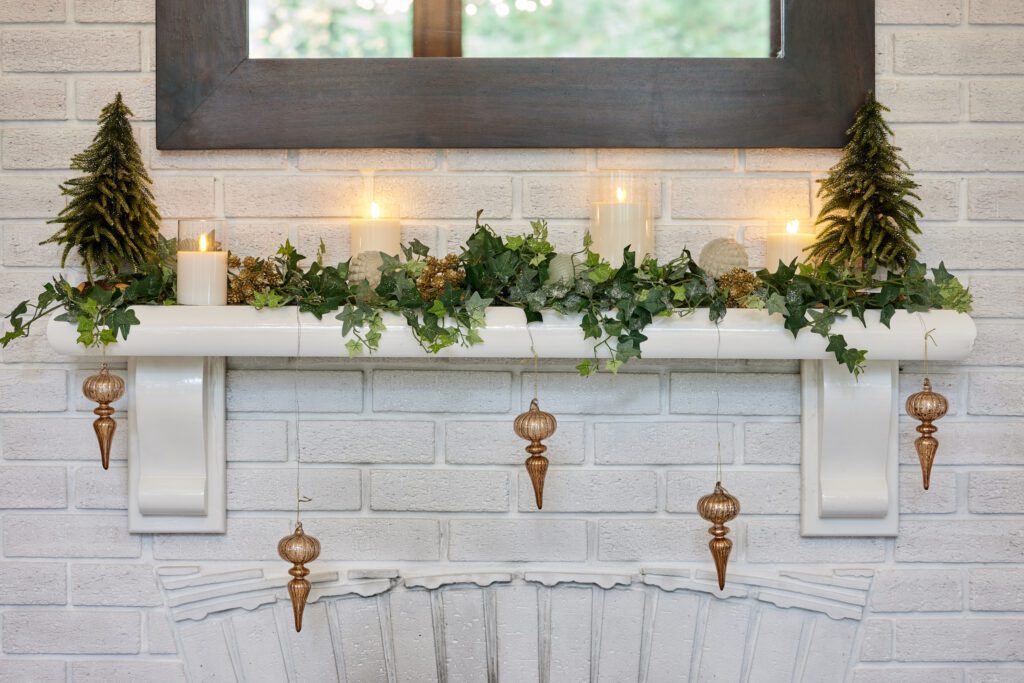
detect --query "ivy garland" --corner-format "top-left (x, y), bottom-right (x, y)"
top-left (2, 212), bottom-right (972, 376)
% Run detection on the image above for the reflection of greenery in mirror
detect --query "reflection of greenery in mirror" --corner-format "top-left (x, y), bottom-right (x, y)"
top-left (249, 0), bottom-right (772, 59)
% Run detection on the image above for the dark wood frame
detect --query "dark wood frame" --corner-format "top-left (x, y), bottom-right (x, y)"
top-left (156, 0), bottom-right (873, 149)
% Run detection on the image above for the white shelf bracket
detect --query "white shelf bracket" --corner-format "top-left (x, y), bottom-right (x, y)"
top-left (128, 356), bottom-right (226, 534)
top-left (800, 359), bottom-right (899, 537)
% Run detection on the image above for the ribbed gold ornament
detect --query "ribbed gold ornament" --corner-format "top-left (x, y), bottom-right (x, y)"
top-left (905, 377), bottom-right (948, 490)
top-left (514, 398), bottom-right (557, 509)
top-left (277, 522), bottom-right (321, 632)
top-left (81, 362), bottom-right (125, 470)
top-left (697, 482), bottom-right (741, 590)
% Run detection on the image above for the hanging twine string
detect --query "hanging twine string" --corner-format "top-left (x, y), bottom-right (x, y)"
top-left (923, 328), bottom-right (937, 378)
top-left (525, 325), bottom-right (539, 402)
top-left (714, 321), bottom-right (723, 484)
top-left (293, 307), bottom-right (311, 526)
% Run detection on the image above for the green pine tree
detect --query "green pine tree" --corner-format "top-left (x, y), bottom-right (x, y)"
top-left (43, 93), bottom-right (161, 282)
top-left (807, 92), bottom-right (922, 272)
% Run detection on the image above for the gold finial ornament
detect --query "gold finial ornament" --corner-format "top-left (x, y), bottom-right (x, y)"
top-left (277, 522), bottom-right (321, 632)
top-left (81, 362), bottom-right (125, 470)
top-left (905, 377), bottom-right (948, 490)
top-left (697, 482), bottom-right (741, 590)
top-left (514, 398), bottom-right (557, 509)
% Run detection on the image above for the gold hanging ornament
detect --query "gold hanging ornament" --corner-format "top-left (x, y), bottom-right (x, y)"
top-left (81, 362), bottom-right (125, 470)
top-left (905, 377), bottom-right (948, 490)
top-left (697, 482), bottom-right (741, 590)
top-left (514, 398), bottom-right (557, 509)
top-left (277, 521), bottom-right (321, 632)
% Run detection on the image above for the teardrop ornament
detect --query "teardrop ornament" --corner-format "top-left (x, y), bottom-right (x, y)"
top-left (514, 399), bottom-right (557, 510)
top-left (905, 377), bottom-right (948, 490)
top-left (697, 482), bottom-right (741, 590)
top-left (277, 522), bottom-right (321, 632)
top-left (81, 362), bottom-right (125, 470)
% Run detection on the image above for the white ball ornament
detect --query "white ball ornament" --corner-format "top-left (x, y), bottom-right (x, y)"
top-left (348, 250), bottom-right (385, 288)
top-left (545, 253), bottom-right (582, 287)
top-left (698, 238), bottom-right (749, 278)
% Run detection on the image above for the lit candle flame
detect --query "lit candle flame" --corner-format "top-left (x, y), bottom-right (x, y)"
top-left (198, 233), bottom-right (208, 252)
top-left (370, 202), bottom-right (381, 220)
top-left (615, 187), bottom-right (627, 203)
top-left (786, 219), bottom-right (800, 235)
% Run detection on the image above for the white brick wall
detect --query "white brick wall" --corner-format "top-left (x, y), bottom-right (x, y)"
top-left (1, 3), bottom-right (1023, 679)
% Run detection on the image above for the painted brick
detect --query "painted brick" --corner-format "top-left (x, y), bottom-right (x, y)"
top-left (0, 369), bottom-right (67, 411)
top-left (968, 320), bottom-right (1024, 366)
top-left (146, 611), bottom-right (177, 654)
top-left (151, 175), bottom-right (216, 219)
top-left (915, 177), bottom-right (961, 221)
top-left (969, 372), bottom-right (1024, 415)
top-left (876, 79), bottom-right (962, 122)
top-left (970, 568), bottom-right (1024, 611)
top-left (877, 0), bottom-right (961, 24)
top-left (74, 0), bottom-right (154, 23)
top-left (877, 29), bottom-right (893, 74)
top-left (744, 422), bottom-right (801, 464)
top-left (531, 372), bottom-right (660, 415)
top-left (373, 370), bottom-right (511, 413)
top-left (0, 270), bottom-right (56, 313)
top-left (0, 465), bottom-right (66, 508)
top-left (371, 470), bottom-right (509, 511)
top-left (968, 274), bottom-right (1024, 318)
top-left (0, 0), bottom-right (65, 21)
top-left (153, 147), bottom-right (287, 172)
top-left (667, 471), bottom-right (798, 514)
top-left (3, 514), bottom-right (139, 558)
top-left (896, 520), bottom-right (1024, 562)
top-left (450, 519), bottom-right (587, 561)
top-left (901, 470), bottom-right (957, 513)
top-left (670, 372), bottom-right (799, 415)
top-left (970, 0), bottom-right (1024, 23)
top-left (2, 610), bottom-right (140, 654)
top-left (654, 224), bottom-right (755, 264)
top-left (2, 418), bottom-right (126, 461)
top-left (744, 149), bottom-right (841, 172)
top-left (969, 670), bottom-right (1024, 683)
top-left (0, 561), bottom-right (66, 604)
top-left (747, 520), bottom-right (887, 563)
top-left (298, 148), bottom-right (437, 171)
top-left (970, 80), bottom-right (1024, 121)
top-left (71, 564), bottom-right (161, 606)
top-left (521, 176), bottom-right (663, 220)
top-left (445, 419), bottom-right (585, 465)
top-left (595, 421), bottom-right (732, 464)
top-left (74, 466), bottom-right (127, 509)
top-left (449, 149), bottom-right (586, 171)
top-left (893, 619), bottom-right (1024, 661)
top-left (596, 149), bottom-right (736, 171)
top-left (227, 419), bottom-right (288, 462)
top-left (598, 519), bottom-right (707, 561)
top-left (2, 223), bottom-right (74, 267)
top-left (1, 29), bottom-right (140, 72)
top-left (2, 126), bottom-right (95, 169)
top-left (373, 175), bottom-right (513, 219)
top-left (671, 177), bottom-right (810, 219)
top-left (859, 619), bottom-right (892, 661)
top-left (224, 222), bottom-right (291, 258)
top-left (310, 518), bottom-right (441, 560)
top-left (896, 31), bottom-right (1024, 74)
top-left (900, 421), bottom-right (1024, 465)
top-left (71, 661), bottom-right (187, 683)
top-left (897, 128), bottom-right (1024, 171)
top-left (968, 178), bottom-right (1024, 220)
top-left (0, 176), bottom-right (64, 218)
top-left (519, 470), bottom-right (656, 512)
top-left (227, 370), bottom-right (362, 413)
top-left (918, 226), bottom-right (1024, 270)
top-left (153, 518), bottom-right (290, 561)
top-left (76, 75), bottom-right (155, 120)
top-left (0, 660), bottom-right (66, 682)
top-left (852, 668), bottom-right (963, 683)
top-left (0, 77), bottom-right (66, 120)
top-left (228, 467), bottom-right (361, 510)
top-left (870, 570), bottom-right (964, 612)
top-left (300, 420), bottom-right (435, 463)
top-left (968, 471), bottom-right (1024, 512)
top-left (224, 175), bottom-right (366, 218)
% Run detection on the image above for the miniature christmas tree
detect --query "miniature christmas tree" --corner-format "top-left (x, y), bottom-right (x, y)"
top-left (807, 92), bottom-right (922, 272)
top-left (43, 93), bottom-right (161, 282)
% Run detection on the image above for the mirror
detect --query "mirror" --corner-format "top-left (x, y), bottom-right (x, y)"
top-left (249, 0), bottom-right (776, 59)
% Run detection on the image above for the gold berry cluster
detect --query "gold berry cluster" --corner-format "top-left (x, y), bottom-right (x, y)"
top-left (716, 267), bottom-right (758, 307)
top-left (416, 254), bottom-right (465, 300)
top-left (227, 254), bottom-right (282, 305)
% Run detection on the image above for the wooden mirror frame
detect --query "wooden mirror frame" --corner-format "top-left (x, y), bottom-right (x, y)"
top-left (156, 0), bottom-right (873, 149)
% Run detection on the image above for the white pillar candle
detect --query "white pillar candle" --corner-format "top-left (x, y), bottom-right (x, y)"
top-left (766, 219), bottom-right (815, 269)
top-left (350, 203), bottom-right (402, 256)
top-left (177, 221), bottom-right (228, 306)
top-left (590, 185), bottom-right (652, 268)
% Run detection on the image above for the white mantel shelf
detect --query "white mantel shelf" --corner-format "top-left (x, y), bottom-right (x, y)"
top-left (47, 307), bottom-right (976, 538)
